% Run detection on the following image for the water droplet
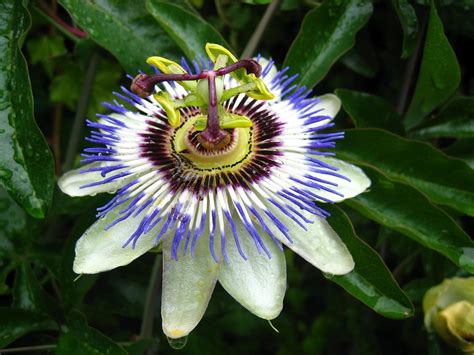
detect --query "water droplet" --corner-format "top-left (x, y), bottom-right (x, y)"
top-left (323, 272), bottom-right (334, 279)
top-left (432, 74), bottom-right (447, 90)
top-left (25, 143), bottom-right (33, 158)
top-left (167, 336), bottom-right (188, 349)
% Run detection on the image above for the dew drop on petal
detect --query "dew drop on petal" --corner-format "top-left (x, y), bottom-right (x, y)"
top-left (167, 336), bottom-right (188, 349)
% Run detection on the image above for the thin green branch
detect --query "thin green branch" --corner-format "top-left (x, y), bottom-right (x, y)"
top-left (63, 52), bottom-right (99, 172)
top-left (241, 0), bottom-right (282, 59)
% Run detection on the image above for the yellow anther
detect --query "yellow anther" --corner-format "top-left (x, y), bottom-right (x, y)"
top-left (146, 56), bottom-right (197, 91)
top-left (247, 77), bottom-right (275, 100)
top-left (146, 57), bottom-right (187, 74)
top-left (205, 44), bottom-right (274, 101)
top-left (205, 43), bottom-right (247, 83)
top-left (205, 43), bottom-right (238, 66)
top-left (194, 112), bottom-right (253, 131)
top-left (220, 114), bottom-right (253, 129)
top-left (153, 92), bottom-right (181, 128)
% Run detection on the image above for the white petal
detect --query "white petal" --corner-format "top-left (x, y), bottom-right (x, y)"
top-left (161, 232), bottom-right (218, 339)
top-left (98, 113), bottom-right (136, 127)
top-left (73, 205), bottom-right (156, 274)
top-left (318, 93), bottom-right (341, 118)
top-left (218, 226), bottom-right (286, 320)
top-left (268, 209), bottom-right (354, 275)
top-left (58, 162), bottom-right (133, 197)
top-left (315, 157), bottom-right (371, 202)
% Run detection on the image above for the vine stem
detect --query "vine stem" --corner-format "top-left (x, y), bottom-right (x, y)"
top-left (53, 103), bottom-right (63, 174)
top-left (396, 10), bottom-right (429, 116)
top-left (63, 52), bottom-right (99, 172)
top-left (140, 254), bottom-right (163, 340)
top-left (392, 250), bottom-right (421, 281)
top-left (241, 0), bottom-right (282, 58)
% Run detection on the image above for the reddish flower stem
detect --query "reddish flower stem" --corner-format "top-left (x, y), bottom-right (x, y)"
top-left (215, 59), bottom-right (262, 77)
top-left (38, 0), bottom-right (88, 39)
top-left (131, 72), bottom-right (208, 97)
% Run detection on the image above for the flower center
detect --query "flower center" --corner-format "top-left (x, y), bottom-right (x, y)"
top-left (130, 43), bottom-right (275, 153)
top-left (172, 114), bottom-right (252, 171)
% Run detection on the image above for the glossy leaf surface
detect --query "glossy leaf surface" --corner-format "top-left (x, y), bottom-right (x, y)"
top-left (325, 205), bottom-right (414, 319)
top-left (0, 307), bottom-right (57, 348)
top-left (56, 311), bottom-right (127, 354)
top-left (346, 169), bottom-right (474, 273)
top-left (59, 0), bottom-right (181, 72)
top-left (146, 0), bottom-right (229, 60)
top-left (336, 128), bottom-right (474, 216)
top-left (391, 0), bottom-right (419, 58)
top-left (0, 0), bottom-right (54, 218)
top-left (404, 2), bottom-right (461, 129)
top-left (284, 0), bottom-right (373, 88)
top-left (336, 89), bottom-right (404, 134)
top-left (412, 97), bottom-right (474, 138)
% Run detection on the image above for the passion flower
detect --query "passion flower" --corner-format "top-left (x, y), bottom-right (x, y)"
top-left (58, 43), bottom-right (371, 339)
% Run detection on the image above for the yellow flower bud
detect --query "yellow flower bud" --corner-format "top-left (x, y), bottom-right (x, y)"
top-left (423, 277), bottom-right (474, 353)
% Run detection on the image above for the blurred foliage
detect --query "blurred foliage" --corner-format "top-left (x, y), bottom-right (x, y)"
top-left (0, 0), bottom-right (473, 354)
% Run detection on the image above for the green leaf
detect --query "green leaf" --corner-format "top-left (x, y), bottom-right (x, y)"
top-left (391, 0), bottom-right (419, 58)
top-left (404, 1), bottom-right (461, 129)
top-left (50, 56), bottom-right (122, 117)
top-left (336, 89), bottom-right (404, 134)
top-left (157, 0), bottom-right (200, 14)
top-left (412, 97), bottom-right (474, 138)
top-left (345, 168), bottom-right (474, 273)
top-left (146, 0), bottom-right (229, 60)
top-left (26, 34), bottom-right (66, 65)
top-left (444, 139), bottom-right (474, 168)
top-left (324, 205), bottom-right (414, 319)
top-left (58, 0), bottom-right (181, 73)
top-left (13, 263), bottom-right (61, 316)
top-left (0, 307), bottom-right (57, 348)
top-left (56, 310), bottom-right (127, 354)
top-left (56, 212), bottom-right (99, 310)
top-left (0, 0), bottom-right (54, 218)
top-left (336, 128), bottom-right (474, 216)
top-left (340, 35), bottom-right (379, 78)
top-left (0, 187), bottom-right (26, 240)
top-left (283, 0), bottom-right (373, 88)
